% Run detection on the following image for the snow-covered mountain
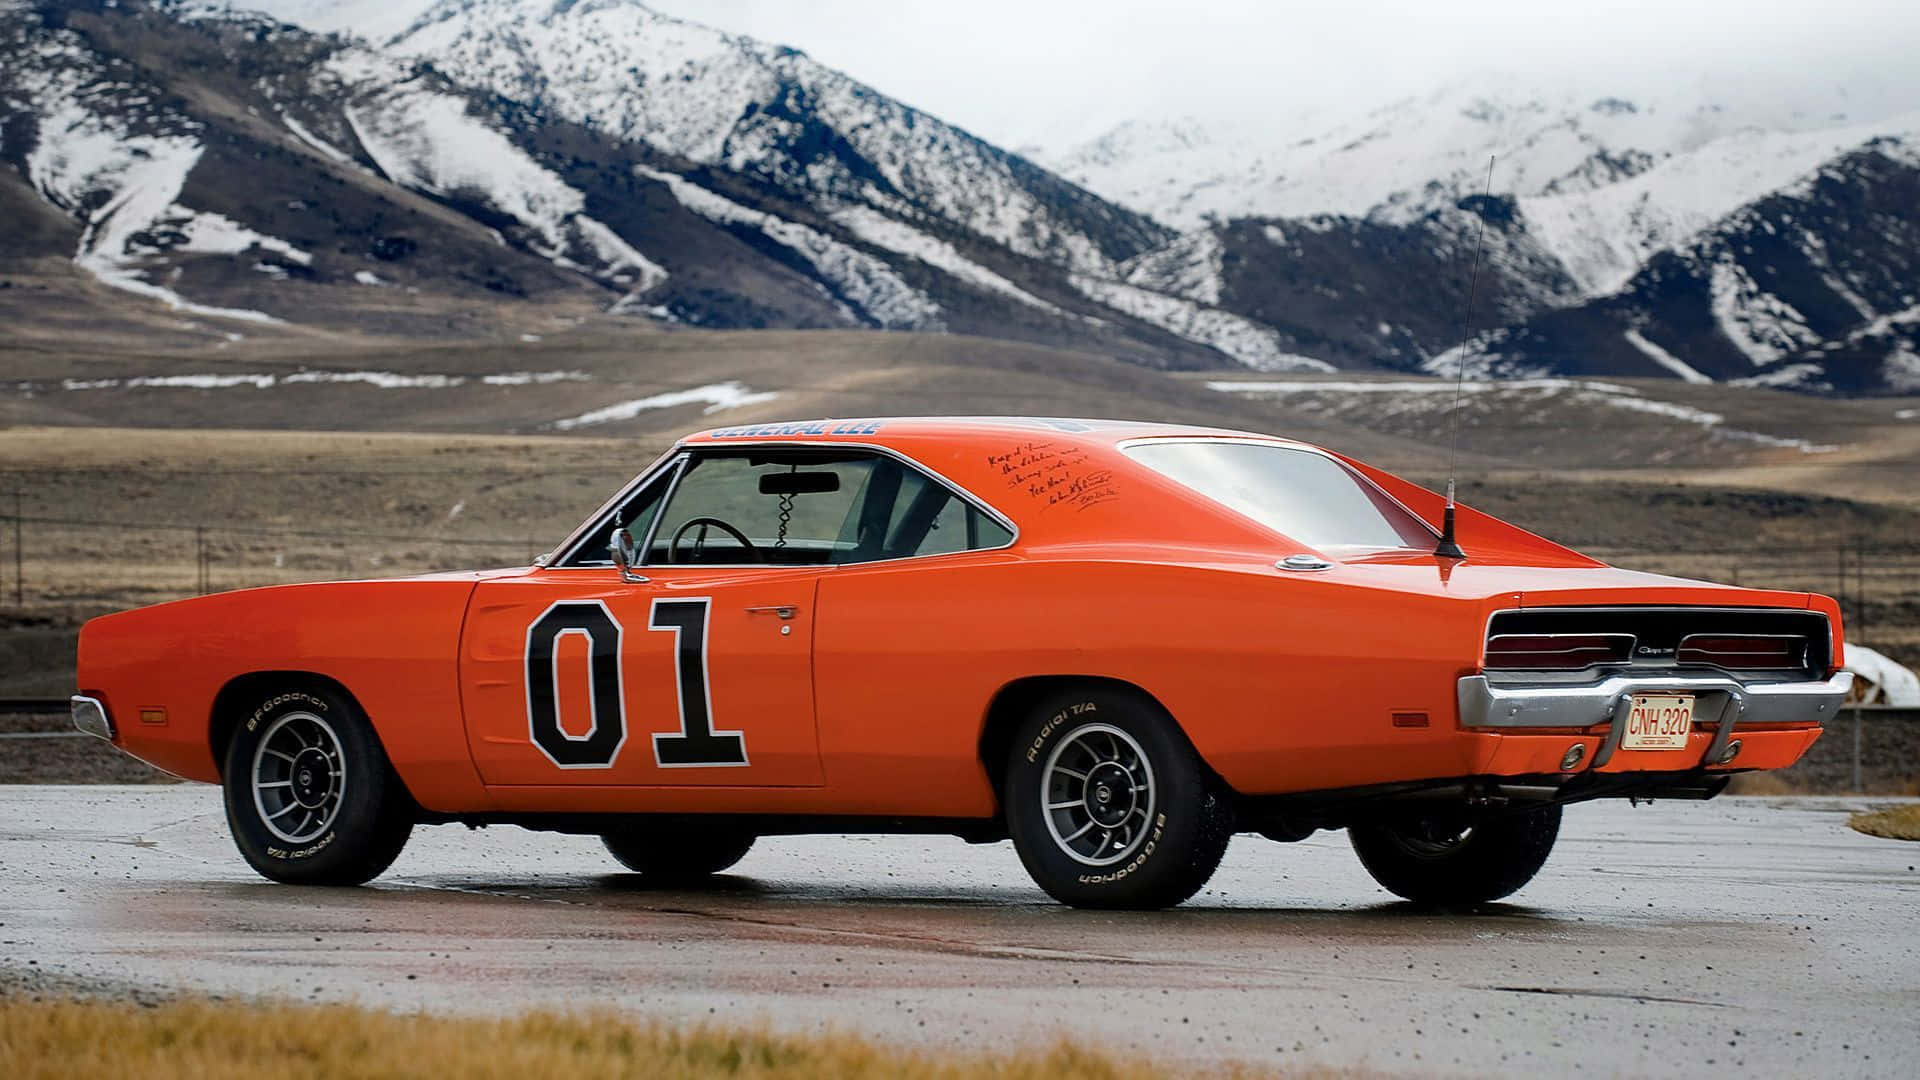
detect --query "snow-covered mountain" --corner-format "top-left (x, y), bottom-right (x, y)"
top-left (1428, 139), bottom-right (1920, 394)
top-left (4, 1), bottom-right (1915, 392)
top-left (1046, 74), bottom-right (1920, 391)
top-left (1047, 74), bottom-right (1904, 230)
top-left (2, 0), bottom-right (1214, 360)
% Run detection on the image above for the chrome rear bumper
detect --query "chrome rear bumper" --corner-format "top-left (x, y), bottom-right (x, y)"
top-left (1458, 671), bottom-right (1852, 769)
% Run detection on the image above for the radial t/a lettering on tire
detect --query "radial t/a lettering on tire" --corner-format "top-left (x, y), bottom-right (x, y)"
top-left (220, 684), bottom-right (415, 886)
top-left (1004, 688), bottom-right (1233, 909)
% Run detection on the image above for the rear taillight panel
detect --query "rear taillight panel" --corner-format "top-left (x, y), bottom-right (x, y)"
top-left (1485, 634), bottom-right (1634, 670)
top-left (1675, 634), bottom-right (1809, 670)
top-left (1484, 608), bottom-right (1830, 678)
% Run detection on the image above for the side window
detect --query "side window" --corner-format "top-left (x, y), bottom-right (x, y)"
top-left (648, 452), bottom-right (875, 566)
top-left (879, 467), bottom-right (1013, 558)
top-left (571, 449), bottom-right (1015, 569)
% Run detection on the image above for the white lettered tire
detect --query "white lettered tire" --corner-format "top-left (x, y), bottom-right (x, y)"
top-left (1004, 688), bottom-right (1233, 909)
top-left (221, 684), bottom-right (414, 885)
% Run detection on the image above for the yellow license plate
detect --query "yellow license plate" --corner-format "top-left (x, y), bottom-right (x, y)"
top-left (1624, 694), bottom-right (1695, 750)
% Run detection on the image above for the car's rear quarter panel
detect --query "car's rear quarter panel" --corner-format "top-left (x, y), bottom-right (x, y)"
top-left (816, 553), bottom-right (1492, 813)
top-left (77, 578), bottom-right (491, 811)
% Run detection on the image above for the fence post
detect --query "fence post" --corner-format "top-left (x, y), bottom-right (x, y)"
top-left (11, 489), bottom-right (21, 607)
top-left (1855, 536), bottom-right (1866, 641)
top-left (1851, 706), bottom-right (1863, 793)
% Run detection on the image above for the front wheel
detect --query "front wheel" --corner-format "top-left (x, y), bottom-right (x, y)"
top-left (221, 684), bottom-right (414, 885)
top-left (1004, 689), bottom-right (1234, 909)
top-left (1348, 804), bottom-right (1561, 905)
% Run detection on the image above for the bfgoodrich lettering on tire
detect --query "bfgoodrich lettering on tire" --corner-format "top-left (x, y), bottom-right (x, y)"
top-left (1004, 688), bottom-right (1233, 909)
top-left (221, 684), bottom-right (414, 886)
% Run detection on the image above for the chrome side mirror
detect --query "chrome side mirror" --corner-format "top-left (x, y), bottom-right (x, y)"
top-left (610, 527), bottom-right (648, 583)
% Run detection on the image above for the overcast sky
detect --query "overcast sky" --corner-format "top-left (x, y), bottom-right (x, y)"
top-left (645, 0), bottom-right (1920, 148)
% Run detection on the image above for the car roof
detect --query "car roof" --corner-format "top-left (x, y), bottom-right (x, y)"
top-left (682, 416), bottom-right (1311, 450)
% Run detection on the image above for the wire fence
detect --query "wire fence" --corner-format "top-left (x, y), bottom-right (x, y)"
top-left (0, 510), bottom-right (549, 608)
top-left (0, 503), bottom-right (1916, 653)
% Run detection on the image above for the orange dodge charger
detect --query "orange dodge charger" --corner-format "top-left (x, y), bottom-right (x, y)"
top-left (72, 418), bottom-right (1850, 909)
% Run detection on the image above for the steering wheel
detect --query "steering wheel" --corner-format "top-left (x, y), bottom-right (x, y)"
top-left (667, 517), bottom-right (759, 563)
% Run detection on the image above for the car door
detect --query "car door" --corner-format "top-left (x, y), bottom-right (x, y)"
top-left (459, 448), bottom-right (877, 788)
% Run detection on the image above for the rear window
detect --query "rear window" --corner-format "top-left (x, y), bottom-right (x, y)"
top-left (1123, 441), bottom-right (1435, 550)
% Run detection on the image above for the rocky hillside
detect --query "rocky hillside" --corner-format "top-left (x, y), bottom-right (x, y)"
top-left (1049, 78), bottom-right (1920, 393)
top-left (4, 2), bottom-right (1915, 392)
top-left (2, 0), bottom-right (1257, 366)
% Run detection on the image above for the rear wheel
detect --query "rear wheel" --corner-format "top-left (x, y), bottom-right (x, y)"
top-left (1349, 804), bottom-right (1561, 905)
top-left (601, 822), bottom-right (756, 878)
top-left (1004, 688), bottom-right (1234, 909)
top-left (221, 684), bottom-right (414, 885)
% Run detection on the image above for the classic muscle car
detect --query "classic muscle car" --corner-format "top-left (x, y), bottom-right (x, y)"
top-left (72, 418), bottom-right (1850, 909)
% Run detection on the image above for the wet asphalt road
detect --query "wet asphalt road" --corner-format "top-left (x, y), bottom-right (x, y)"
top-left (2, 785), bottom-right (1916, 1077)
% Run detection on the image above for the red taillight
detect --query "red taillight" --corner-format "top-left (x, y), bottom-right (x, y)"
top-left (1676, 635), bottom-right (1807, 669)
top-left (1485, 634), bottom-right (1633, 670)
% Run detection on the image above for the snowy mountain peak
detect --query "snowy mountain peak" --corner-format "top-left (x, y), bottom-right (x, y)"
top-left (1046, 71), bottom-right (1911, 231)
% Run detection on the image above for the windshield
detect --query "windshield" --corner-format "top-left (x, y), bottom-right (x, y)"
top-left (1123, 441), bottom-right (1435, 550)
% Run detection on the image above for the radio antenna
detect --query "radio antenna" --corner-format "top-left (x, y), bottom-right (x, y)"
top-left (1435, 154), bottom-right (1495, 561)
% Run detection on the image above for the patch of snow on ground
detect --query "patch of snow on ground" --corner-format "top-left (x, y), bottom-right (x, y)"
top-left (571, 216), bottom-right (669, 293)
top-left (280, 113), bottom-right (353, 163)
top-left (1120, 230), bottom-right (1225, 306)
top-left (829, 206), bottom-right (1061, 315)
top-left (172, 208), bottom-right (313, 264)
top-left (1885, 348), bottom-right (1920, 394)
top-left (1071, 275), bottom-right (1335, 372)
top-left (65, 373), bottom-right (277, 390)
top-left (640, 167), bottom-right (940, 330)
top-left (482, 371), bottom-right (587, 385)
top-left (550, 382), bottom-right (779, 430)
top-left (1729, 363), bottom-right (1830, 391)
top-left (1708, 260), bottom-right (1821, 366)
top-left (1207, 377), bottom-right (1834, 452)
top-left (283, 370), bottom-right (462, 389)
top-left (353, 270), bottom-right (386, 286)
top-left (1622, 329), bottom-right (1712, 383)
top-left (55, 370), bottom-right (589, 391)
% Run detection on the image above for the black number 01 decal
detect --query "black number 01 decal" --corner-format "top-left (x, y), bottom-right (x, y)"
top-left (524, 597), bottom-right (748, 770)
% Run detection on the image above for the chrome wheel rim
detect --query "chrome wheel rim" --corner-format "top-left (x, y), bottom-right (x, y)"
top-left (1040, 722), bottom-right (1156, 866)
top-left (250, 711), bottom-right (346, 845)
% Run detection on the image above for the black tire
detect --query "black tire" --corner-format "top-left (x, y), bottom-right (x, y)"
top-left (1004, 688), bottom-right (1234, 910)
top-left (602, 822), bottom-right (756, 878)
top-left (1349, 804), bottom-right (1561, 905)
top-left (220, 683), bottom-right (414, 885)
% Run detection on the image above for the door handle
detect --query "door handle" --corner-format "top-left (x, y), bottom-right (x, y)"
top-left (745, 605), bottom-right (798, 620)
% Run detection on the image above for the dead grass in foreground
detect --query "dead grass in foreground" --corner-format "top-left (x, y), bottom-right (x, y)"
top-left (0, 995), bottom-right (1324, 1080)
top-left (1849, 804), bottom-right (1920, 841)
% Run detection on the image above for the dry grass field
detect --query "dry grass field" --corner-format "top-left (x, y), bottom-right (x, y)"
top-left (4, 324), bottom-right (1918, 694)
top-left (1849, 804), bottom-right (1920, 841)
top-left (0, 994), bottom-right (1307, 1080)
